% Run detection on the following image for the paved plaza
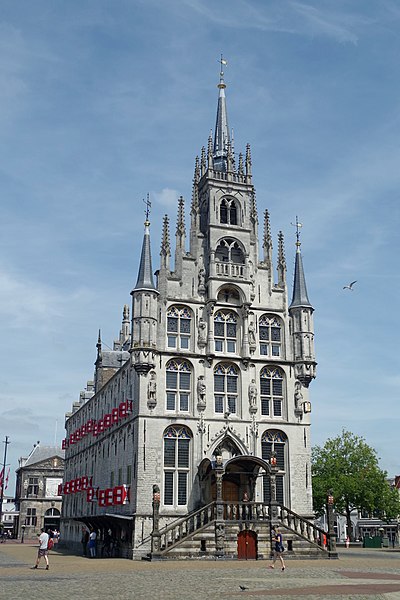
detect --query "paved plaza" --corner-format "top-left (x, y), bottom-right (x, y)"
top-left (1, 542), bottom-right (400, 600)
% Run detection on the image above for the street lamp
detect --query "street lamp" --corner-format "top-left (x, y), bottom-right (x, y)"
top-left (21, 524), bottom-right (26, 544)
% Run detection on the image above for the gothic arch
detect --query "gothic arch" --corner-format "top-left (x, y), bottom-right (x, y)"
top-left (215, 237), bottom-right (246, 264)
top-left (216, 284), bottom-right (245, 305)
top-left (219, 197), bottom-right (241, 226)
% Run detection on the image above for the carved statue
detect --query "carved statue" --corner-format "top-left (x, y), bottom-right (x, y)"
top-left (198, 268), bottom-right (206, 290)
top-left (248, 321), bottom-right (256, 347)
top-left (294, 380), bottom-right (303, 409)
top-left (198, 317), bottom-right (207, 344)
top-left (197, 375), bottom-right (206, 407)
top-left (248, 379), bottom-right (257, 407)
top-left (147, 372), bottom-right (157, 408)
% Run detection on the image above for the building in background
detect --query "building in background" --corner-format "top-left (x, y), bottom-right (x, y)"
top-left (0, 496), bottom-right (18, 539)
top-left (15, 443), bottom-right (64, 539)
top-left (62, 64), bottom-right (318, 559)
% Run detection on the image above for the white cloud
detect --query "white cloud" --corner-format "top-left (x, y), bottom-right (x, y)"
top-left (153, 187), bottom-right (181, 209)
top-left (0, 265), bottom-right (93, 330)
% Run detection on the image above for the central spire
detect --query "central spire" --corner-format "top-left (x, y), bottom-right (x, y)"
top-left (213, 55), bottom-right (230, 172)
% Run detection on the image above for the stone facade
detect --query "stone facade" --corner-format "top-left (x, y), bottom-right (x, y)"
top-left (62, 66), bottom-right (317, 559)
top-left (15, 444), bottom-right (64, 540)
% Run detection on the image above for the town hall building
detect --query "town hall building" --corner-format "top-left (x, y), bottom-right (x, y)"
top-left (61, 64), bottom-right (320, 559)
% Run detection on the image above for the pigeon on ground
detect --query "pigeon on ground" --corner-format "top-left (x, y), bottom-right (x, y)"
top-left (239, 585), bottom-right (249, 591)
top-left (343, 280), bottom-right (357, 291)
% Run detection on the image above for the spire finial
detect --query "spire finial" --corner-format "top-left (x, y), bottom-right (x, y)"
top-left (291, 216), bottom-right (303, 251)
top-left (218, 55), bottom-right (228, 88)
top-left (143, 194), bottom-right (151, 224)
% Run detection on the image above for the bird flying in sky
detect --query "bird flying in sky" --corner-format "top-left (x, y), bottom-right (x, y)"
top-left (343, 281), bottom-right (357, 290)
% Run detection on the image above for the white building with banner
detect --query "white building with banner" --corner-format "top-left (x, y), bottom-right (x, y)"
top-left (61, 63), bottom-right (323, 560)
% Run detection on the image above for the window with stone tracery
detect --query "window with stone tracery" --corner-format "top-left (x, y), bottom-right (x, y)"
top-left (215, 238), bottom-right (245, 264)
top-left (166, 359), bottom-right (191, 413)
top-left (214, 310), bottom-right (237, 353)
top-left (214, 362), bottom-right (239, 415)
top-left (163, 425), bottom-right (191, 506)
top-left (219, 198), bottom-right (238, 225)
top-left (261, 429), bottom-right (287, 505)
top-left (259, 314), bottom-right (282, 357)
top-left (260, 366), bottom-right (284, 417)
top-left (167, 305), bottom-right (191, 350)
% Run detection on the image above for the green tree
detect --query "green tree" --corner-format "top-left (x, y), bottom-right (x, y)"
top-left (312, 430), bottom-right (400, 540)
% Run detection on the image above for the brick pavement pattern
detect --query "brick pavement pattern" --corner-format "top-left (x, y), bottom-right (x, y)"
top-left (1, 543), bottom-right (400, 600)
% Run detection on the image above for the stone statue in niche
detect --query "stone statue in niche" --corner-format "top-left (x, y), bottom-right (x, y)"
top-left (197, 375), bottom-right (206, 409)
top-left (248, 379), bottom-right (257, 409)
top-left (147, 371), bottom-right (157, 409)
top-left (248, 321), bottom-right (256, 348)
top-left (294, 380), bottom-right (303, 410)
top-left (197, 317), bottom-right (207, 345)
top-left (198, 268), bottom-right (206, 292)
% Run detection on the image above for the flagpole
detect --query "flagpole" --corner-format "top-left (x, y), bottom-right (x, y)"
top-left (0, 436), bottom-right (10, 534)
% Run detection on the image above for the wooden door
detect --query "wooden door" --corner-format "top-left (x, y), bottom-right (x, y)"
top-left (237, 530), bottom-right (257, 560)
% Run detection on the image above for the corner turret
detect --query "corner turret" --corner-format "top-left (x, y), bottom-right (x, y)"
top-left (289, 218), bottom-right (316, 387)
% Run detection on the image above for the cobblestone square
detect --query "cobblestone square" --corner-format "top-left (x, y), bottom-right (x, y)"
top-left (1, 542), bottom-right (400, 600)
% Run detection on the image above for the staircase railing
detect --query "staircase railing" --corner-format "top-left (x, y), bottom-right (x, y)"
top-left (154, 500), bottom-right (328, 556)
top-left (277, 505), bottom-right (328, 551)
top-left (159, 502), bottom-right (216, 554)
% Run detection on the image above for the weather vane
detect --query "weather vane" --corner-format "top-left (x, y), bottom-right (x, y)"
top-left (143, 194), bottom-right (151, 222)
top-left (218, 54), bottom-right (228, 73)
top-left (291, 216), bottom-right (303, 245)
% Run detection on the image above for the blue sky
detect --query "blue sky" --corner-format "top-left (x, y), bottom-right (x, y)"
top-left (1, 0), bottom-right (400, 492)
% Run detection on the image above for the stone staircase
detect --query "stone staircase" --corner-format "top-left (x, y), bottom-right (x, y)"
top-left (147, 501), bottom-right (330, 560)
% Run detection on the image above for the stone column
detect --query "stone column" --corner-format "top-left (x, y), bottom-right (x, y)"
top-left (214, 455), bottom-right (225, 558)
top-left (150, 485), bottom-right (161, 559)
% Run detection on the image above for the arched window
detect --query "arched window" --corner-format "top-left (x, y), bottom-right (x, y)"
top-left (260, 366), bottom-right (284, 417)
top-left (45, 508), bottom-right (60, 517)
top-left (167, 305), bottom-right (192, 350)
top-left (163, 425), bottom-right (191, 506)
top-left (261, 430), bottom-right (287, 504)
top-left (166, 359), bottom-right (192, 412)
top-left (215, 238), bottom-right (245, 264)
top-left (214, 311), bottom-right (237, 353)
top-left (219, 198), bottom-right (238, 225)
top-left (259, 315), bottom-right (282, 357)
top-left (214, 363), bottom-right (239, 414)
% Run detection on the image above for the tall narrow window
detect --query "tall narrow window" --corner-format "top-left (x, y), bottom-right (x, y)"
top-left (26, 508), bottom-right (37, 526)
top-left (262, 430), bottom-right (287, 505)
top-left (260, 366), bottom-right (284, 417)
top-left (259, 315), bottom-right (282, 357)
top-left (27, 477), bottom-right (39, 496)
top-left (167, 306), bottom-right (192, 350)
top-left (214, 363), bottom-right (239, 415)
top-left (220, 199), bottom-right (228, 224)
top-left (214, 311), bottom-right (237, 353)
top-left (219, 199), bottom-right (239, 225)
top-left (163, 426), bottom-right (191, 506)
top-left (166, 360), bottom-right (191, 412)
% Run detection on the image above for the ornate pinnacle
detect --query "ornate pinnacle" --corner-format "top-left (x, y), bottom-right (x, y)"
top-left (238, 152), bottom-right (244, 175)
top-left (245, 143), bottom-right (252, 177)
top-left (200, 146), bottom-right (206, 175)
top-left (207, 133), bottom-right (214, 168)
top-left (277, 230), bottom-right (287, 286)
top-left (176, 196), bottom-right (186, 238)
top-left (160, 215), bottom-right (171, 257)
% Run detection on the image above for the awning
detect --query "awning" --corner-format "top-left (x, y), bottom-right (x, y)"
top-left (104, 513), bottom-right (134, 521)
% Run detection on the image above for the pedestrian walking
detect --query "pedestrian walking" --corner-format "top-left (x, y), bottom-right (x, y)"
top-left (31, 527), bottom-right (50, 570)
top-left (269, 527), bottom-right (286, 571)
